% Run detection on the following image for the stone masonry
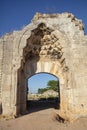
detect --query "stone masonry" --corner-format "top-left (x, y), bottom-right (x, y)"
top-left (0, 12), bottom-right (87, 121)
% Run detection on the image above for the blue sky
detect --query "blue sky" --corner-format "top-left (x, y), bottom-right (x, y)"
top-left (0, 0), bottom-right (87, 36)
top-left (28, 73), bottom-right (58, 93)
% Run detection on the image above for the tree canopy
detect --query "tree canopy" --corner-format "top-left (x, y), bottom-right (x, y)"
top-left (47, 80), bottom-right (59, 92)
top-left (38, 80), bottom-right (59, 94)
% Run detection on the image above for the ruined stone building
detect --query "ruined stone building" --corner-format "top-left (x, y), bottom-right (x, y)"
top-left (0, 13), bottom-right (87, 121)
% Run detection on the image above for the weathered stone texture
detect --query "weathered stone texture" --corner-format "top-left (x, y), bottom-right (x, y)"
top-left (0, 12), bottom-right (87, 121)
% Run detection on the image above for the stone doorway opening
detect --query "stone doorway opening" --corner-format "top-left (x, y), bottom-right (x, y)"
top-left (16, 22), bottom-right (66, 116)
top-left (27, 72), bottom-right (60, 113)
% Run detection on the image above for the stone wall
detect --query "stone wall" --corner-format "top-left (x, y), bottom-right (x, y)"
top-left (0, 38), bottom-right (3, 113)
top-left (0, 12), bottom-right (87, 121)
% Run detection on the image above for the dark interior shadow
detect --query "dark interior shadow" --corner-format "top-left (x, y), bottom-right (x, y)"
top-left (26, 97), bottom-right (60, 114)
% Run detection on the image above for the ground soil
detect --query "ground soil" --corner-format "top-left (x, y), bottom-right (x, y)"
top-left (0, 101), bottom-right (87, 130)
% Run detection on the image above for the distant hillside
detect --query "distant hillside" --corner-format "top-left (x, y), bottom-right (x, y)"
top-left (42, 90), bottom-right (58, 97)
top-left (27, 90), bottom-right (58, 100)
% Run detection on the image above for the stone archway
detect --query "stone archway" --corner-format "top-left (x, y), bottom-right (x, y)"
top-left (27, 72), bottom-right (60, 112)
top-left (0, 13), bottom-right (87, 121)
top-left (16, 23), bottom-right (68, 115)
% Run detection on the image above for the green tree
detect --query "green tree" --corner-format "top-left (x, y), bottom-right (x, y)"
top-left (38, 88), bottom-right (48, 94)
top-left (38, 80), bottom-right (59, 94)
top-left (47, 80), bottom-right (59, 92)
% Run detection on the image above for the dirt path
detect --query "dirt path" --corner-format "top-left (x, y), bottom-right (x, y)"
top-left (0, 108), bottom-right (87, 130)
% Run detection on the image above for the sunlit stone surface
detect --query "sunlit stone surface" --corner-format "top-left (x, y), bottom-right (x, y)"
top-left (0, 12), bottom-right (87, 121)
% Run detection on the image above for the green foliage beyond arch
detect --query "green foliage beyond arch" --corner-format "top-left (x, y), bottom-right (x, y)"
top-left (38, 80), bottom-right (59, 94)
